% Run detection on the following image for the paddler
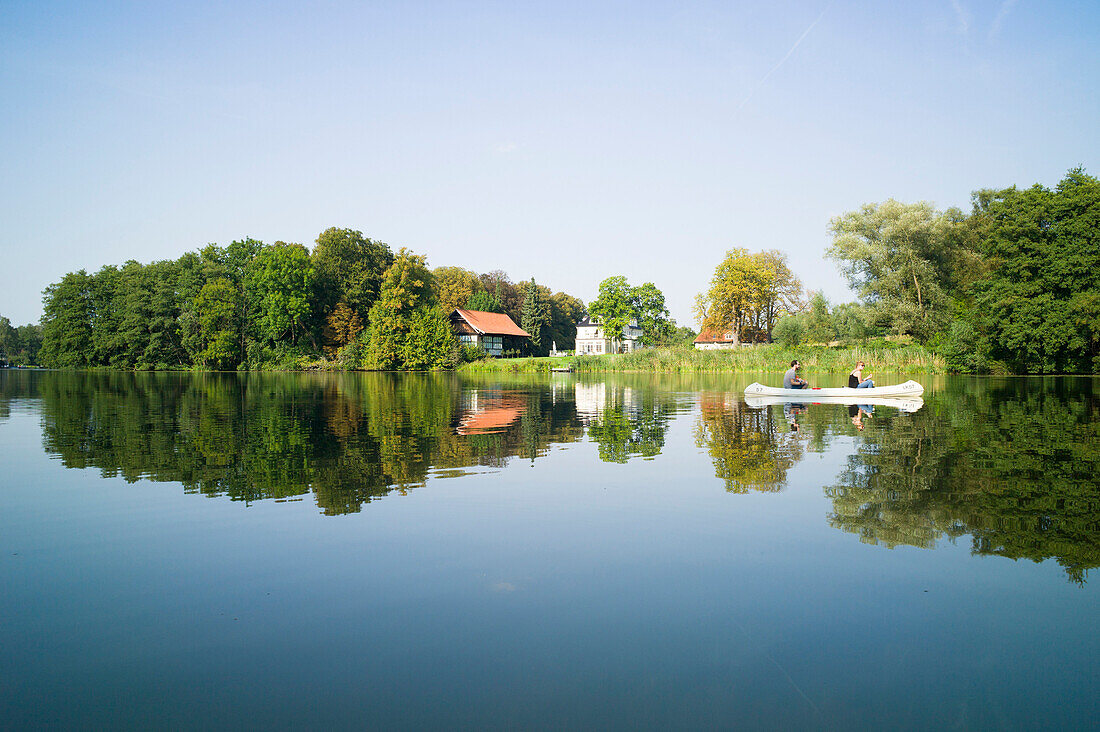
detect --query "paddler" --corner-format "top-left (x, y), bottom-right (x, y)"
top-left (848, 361), bottom-right (874, 389)
top-left (783, 360), bottom-right (808, 389)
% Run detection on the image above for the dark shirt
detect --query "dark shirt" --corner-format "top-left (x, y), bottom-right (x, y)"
top-left (848, 373), bottom-right (859, 388)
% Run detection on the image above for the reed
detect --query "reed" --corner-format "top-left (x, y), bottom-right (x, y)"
top-left (457, 345), bottom-right (946, 374)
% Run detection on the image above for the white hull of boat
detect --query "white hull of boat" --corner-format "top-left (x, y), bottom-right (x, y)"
top-left (744, 380), bottom-right (924, 398)
top-left (745, 394), bottom-right (924, 413)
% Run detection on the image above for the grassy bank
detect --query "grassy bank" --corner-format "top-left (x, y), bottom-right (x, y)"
top-left (457, 344), bottom-right (945, 374)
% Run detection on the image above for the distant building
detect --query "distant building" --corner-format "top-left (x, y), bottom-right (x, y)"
top-left (450, 309), bottom-right (530, 357)
top-left (575, 314), bottom-right (643, 355)
top-left (693, 328), bottom-right (753, 350)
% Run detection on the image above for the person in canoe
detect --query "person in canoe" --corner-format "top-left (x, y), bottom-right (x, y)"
top-left (848, 361), bottom-right (874, 389)
top-left (783, 360), bottom-right (808, 389)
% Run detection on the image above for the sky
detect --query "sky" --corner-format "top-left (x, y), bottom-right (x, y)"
top-left (2, 0), bottom-right (1098, 327)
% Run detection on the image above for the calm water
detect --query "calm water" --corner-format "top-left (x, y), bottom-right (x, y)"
top-left (1, 370), bottom-right (1097, 729)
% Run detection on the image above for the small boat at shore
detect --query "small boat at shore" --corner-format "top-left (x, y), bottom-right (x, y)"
top-left (744, 380), bottom-right (924, 397)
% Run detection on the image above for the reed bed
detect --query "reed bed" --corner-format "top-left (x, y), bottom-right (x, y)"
top-left (457, 345), bottom-right (946, 374)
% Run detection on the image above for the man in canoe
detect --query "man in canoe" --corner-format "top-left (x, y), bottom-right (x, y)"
top-left (783, 360), bottom-right (808, 389)
top-left (848, 361), bottom-right (874, 389)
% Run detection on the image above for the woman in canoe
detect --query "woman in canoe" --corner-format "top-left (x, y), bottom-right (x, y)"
top-left (849, 361), bottom-right (874, 389)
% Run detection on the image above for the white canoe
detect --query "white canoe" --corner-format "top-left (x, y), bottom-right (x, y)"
top-left (744, 380), bottom-right (925, 397)
top-left (745, 394), bottom-right (924, 413)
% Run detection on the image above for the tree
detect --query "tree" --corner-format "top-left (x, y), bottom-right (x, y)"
top-left (588, 276), bottom-right (637, 341)
top-left (827, 200), bottom-right (956, 341)
top-left (365, 249), bottom-right (456, 370)
top-left (520, 279), bottom-right (551, 355)
top-left (696, 249), bottom-right (804, 345)
top-left (322, 301), bottom-right (364, 358)
top-left (478, 271), bottom-right (522, 323)
top-left (190, 278), bottom-right (242, 369)
top-left (771, 315), bottom-right (805, 347)
top-left (752, 250), bottom-right (804, 340)
top-left (804, 291), bottom-right (835, 344)
top-left (831, 302), bottom-right (873, 341)
top-left (548, 292), bottom-right (586, 351)
top-left (694, 248), bottom-right (764, 346)
top-left (247, 242), bottom-right (316, 348)
top-left (960, 169), bottom-right (1100, 373)
top-left (40, 270), bottom-right (94, 368)
top-left (631, 282), bottom-right (674, 346)
top-left (467, 289), bottom-right (503, 313)
top-left (312, 227), bottom-right (394, 318)
top-left (433, 266), bottom-right (482, 313)
top-left (0, 317), bottom-right (16, 362)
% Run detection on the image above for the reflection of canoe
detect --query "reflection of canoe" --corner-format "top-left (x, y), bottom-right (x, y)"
top-left (745, 394), bottom-right (924, 413)
top-left (744, 380), bottom-right (924, 397)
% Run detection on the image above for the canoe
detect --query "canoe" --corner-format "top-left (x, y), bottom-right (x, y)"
top-left (745, 394), bottom-right (924, 413)
top-left (744, 380), bottom-right (924, 397)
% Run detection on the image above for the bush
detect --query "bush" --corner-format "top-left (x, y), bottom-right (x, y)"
top-left (772, 316), bottom-right (805, 347)
top-left (460, 344), bottom-right (488, 363)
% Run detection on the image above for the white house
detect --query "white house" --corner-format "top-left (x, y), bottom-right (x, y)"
top-left (575, 314), bottom-right (643, 355)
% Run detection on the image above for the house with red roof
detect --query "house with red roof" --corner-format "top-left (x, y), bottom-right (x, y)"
top-left (450, 309), bottom-right (531, 357)
top-left (694, 328), bottom-right (750, 350)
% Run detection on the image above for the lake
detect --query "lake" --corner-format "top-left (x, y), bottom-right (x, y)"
top-left (1, 370), bottom-right (1097, 729)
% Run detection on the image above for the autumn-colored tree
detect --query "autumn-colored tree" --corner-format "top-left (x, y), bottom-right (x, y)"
top-left (432, 266), bottom-right (482, 313)
top-left (694, 249), bottom-right (763, 345)
top-left (322, 301), bottom-right (364, 358)
top-left (695, 249), bottom-right (803, 344)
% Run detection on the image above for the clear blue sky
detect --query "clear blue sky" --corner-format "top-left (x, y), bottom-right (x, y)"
top-left (2, 0), bottom-right (1097, 327)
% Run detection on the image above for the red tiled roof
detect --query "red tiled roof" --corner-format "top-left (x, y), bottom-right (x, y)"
top-left (452, 309), bottom-right (531, 337)
top-left (694, 328), bottom-right (738, 343)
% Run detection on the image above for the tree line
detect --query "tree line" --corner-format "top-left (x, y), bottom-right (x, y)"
top-left (25, 227), bottom-right (607, 370)
top-left (695, 168), bottom-right (1100, 373)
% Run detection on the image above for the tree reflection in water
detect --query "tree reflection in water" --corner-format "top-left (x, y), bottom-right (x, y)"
top-left (694, 379), bottom-right (1099, 584)
top-left (7, 370), bottom-right (1098, 582)
top-left (824, 378), bottom-right (1100, 584)
top-left (694, 391), bottom-right (806, 493)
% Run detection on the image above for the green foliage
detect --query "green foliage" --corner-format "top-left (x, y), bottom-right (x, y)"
top-left (40, 270), bottom-right (94, 368)
top-left (247, 242), bottom-right (316, 347)
top-left (521, 278), bottom-right (550, 355)
top-left (0, 317), bottom-right (39, 365)
top-left (588, 276), bottom-right (636, 339)
top-left (771, 315), bottom-right (805, 347)
top-left (960, 169), bottom-right (1100, 373)
top-left (191, 278), bottom-right (243, 369)
top-left (466, 289), bottom-right (503, 312)
top-left (547, 292), bottom-right (585, 351)
top-left (805, 291), bottom-right (836, 344)
top-left (312, 227), bottom-right (394, 318)
top-left (365, 249), bottom-right (456, 370)
top-left (831, 302), bottom-right (874, 341)
top-left (827, 200), bottom-right (957, 341)
top-left (589, 276), bottom-right (673, 346)
top-left (460, 343), bottom-right (488, 363)
top-left (673, 325), bottom-right (698, 348)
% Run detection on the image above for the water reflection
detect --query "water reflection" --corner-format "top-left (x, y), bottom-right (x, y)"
top-left (2, 370), bottom-right (1097, 582)
top-left (824, 378), bottom-right (1100, 584)
top-left (694, 392), bottom-right (805, 493)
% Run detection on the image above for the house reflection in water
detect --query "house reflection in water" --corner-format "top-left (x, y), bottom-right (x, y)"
top-left (455, 390), bottom-right (527, 435)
